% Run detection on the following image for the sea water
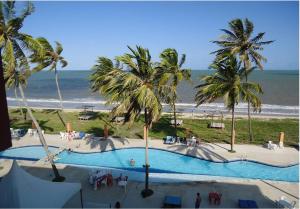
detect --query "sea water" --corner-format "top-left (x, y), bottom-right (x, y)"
top-left (6, 70), bottom-right (299, 117)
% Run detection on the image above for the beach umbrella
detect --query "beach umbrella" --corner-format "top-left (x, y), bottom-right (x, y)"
top-left (67, 122), bottom-right (72, 132)
top-left (104, 125), bottom-right (108, 139)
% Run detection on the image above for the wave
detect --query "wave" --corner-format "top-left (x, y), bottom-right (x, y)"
top-left (7, 97), bottom-right (299, 116)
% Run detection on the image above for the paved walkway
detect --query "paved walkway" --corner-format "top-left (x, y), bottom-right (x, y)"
top-left (0, 160), bottom-right (299, 208)
top-left (11, 134), bottom-right (299, 166)
top-left (2, 134), bottom-right (299, 208)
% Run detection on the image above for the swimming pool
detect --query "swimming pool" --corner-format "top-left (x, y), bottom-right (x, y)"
top-left (0, 145), bottom-right (58, 161)
top-left (0, 146), bottom-right (298, 182)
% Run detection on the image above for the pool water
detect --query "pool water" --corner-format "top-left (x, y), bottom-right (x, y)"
top-left (0, 146), bottom-right (298, 182)
top-left (0, 146), bottom-right (58, 161)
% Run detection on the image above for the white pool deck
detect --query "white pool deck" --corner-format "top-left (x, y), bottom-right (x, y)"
top-left (0, 134), bottom-right (299, 208)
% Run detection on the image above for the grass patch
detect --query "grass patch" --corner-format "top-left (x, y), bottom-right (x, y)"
top-left (8, 108), bottom-right (299, 146)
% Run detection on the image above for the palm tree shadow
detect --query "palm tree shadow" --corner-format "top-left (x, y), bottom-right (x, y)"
top-left (86, 127), bottom-right (105, 137)
top-left (37, 120), bottom-right (54, 132)
top-left (168, 143), bottom-right (228, 162)
top-left (42, 109), bottom-right (66, 128)
top-left (151, 116), bottom-right (185, 137)
top-left (201, 138), bottom-right (230, 151)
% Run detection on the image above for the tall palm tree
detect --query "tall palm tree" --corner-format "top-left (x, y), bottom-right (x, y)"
top-left (90, 46), bottom-right (162, 198)
top-left (4, 62), bottom-right (27, 119)
top-left (30, 38), bottom-right (67, 111)
top-left (212, 18), bottom-right (273, 142)
top-left (156, 48), bottom-right (191, 139)
top-left (0, 1), bottom-right (64, 181)
top-left (195, 55), bottom-right (262, 152)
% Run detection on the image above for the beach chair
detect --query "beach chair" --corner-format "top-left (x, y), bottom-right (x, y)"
top-left (113, 116), bottom-right (125, 123)
top-left (10, 128), bottom-right (19, 139)
top-left (238, 199), bottom-right (258, 208)
top-left (163, 195), bottom-right (182, 208)
top-left (170, 119), bottom-right (183, 126)
top-left (275, 196), bottom-right (296, 209)
top-left (164, 136), bottom-right (176, 144)
top-left (208, 122), bottom-right (225, 129)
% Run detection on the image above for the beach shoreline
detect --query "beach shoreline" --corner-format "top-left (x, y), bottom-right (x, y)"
top-left (8, 105), bottom-right (299, 119)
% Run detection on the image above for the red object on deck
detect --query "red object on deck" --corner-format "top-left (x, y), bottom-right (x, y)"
top-left (209, 192), bottom-right (222, 205)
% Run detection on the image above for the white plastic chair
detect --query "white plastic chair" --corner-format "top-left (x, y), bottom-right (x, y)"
top-left (27, 128), bottom-right (34, 136)
top-left (118, 180), bottom-right (127, 193)
top-left (267, 141), bottom-right (278, 150)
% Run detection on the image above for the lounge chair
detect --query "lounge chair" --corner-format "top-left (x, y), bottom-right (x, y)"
top-left (10, 128), bottom-right (19, 139)
top-left (11, 128), bottom-right (26, 139)
top-left (238, 199), bottom-right (258, 208)
top-left (208, 122), bottom-right (225, 129)
top-left (164, 136), bottom-right (176, 144)
top-left (170, 119), bottom-right (183, 126)
top-left (113, 116), bottom-right (125, 123)
top-left (78, 115), bottom-right (93, 120)
top-left (275, 196), bottom-right (296, 209)
top-left (163, 195), bottom-right (182, 208)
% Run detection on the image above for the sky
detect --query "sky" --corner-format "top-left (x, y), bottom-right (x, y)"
top-left (19, 1), bottom-right (299, 70)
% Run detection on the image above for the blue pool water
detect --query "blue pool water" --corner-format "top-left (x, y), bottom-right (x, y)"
top-left (0, 146), bottom-right (58, 161)
top-left (0, 146), bottom-right (298, 182)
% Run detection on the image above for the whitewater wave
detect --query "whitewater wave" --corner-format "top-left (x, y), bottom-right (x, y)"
top-left (7, 97), bottom-right (299, 109)
top-left (7, 97), bottom-right (299, 116)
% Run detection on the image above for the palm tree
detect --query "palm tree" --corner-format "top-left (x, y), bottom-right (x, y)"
top-left (195, 55), bottom-right (262, 152)
top-left (212, 18), bottom-right (273, 142)
top-left (0, 1), bottom-right (64, 181)
top-left (156, 48), bottom-right (191, 139)
top-left (4, 62), bottom-right (27, 120)
top-left (90, 46), bottom-right (162, 198)
top-left (30, 38), bottom-right (67, 111)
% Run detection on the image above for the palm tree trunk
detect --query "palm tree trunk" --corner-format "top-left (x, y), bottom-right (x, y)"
top-left (14, 86), bottom-right (24, 120)
top-left (245, 73), bottom-right (253, 142)
top-left (173, 101), bottom-right (178, 140)
top-left (18, 84), bottom-right (65, 182)
top-left (0, 48), bottom-right (12, 151)
top-left (54, 67), bottom-right (64, 111)
top-left (230, 105), bottom-right (236, 152)
top-left (141, 108), bottom-right (153, 198)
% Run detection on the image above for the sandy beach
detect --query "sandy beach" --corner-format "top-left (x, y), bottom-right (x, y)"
top-left (8, 106), bottom-right (299, 119)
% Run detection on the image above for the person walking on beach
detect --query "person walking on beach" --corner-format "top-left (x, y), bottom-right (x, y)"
top-left (195, 192), bottom-right (201, 208)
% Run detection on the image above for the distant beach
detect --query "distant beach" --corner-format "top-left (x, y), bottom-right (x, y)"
top-left (6, 70), bottom-right (299, 117)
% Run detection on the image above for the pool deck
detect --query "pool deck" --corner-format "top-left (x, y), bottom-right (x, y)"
top-left (11, 133), bottom-right (299, 166)
top-left (1, 135), bottom-right (299, 208)
top-left (0, 159), bottom-right (299, 208)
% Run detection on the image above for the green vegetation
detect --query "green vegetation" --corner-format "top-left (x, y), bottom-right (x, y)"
top-left (30, 38), bottom-right (68, 111)
top-left (156, 48), bottom-right (191, 139)
top-left (9, 108), bottom-right (299, 147)
top-left (1, 1), bottom-right (64, 181)
top-left (212, 18), bottom-right (274, 142)
top-left (195, 55), bottom-right (262, 152)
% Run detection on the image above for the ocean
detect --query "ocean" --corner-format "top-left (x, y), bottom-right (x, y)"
top-left (6, 70), bottom-right (299, 117)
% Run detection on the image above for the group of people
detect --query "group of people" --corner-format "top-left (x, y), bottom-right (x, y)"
top-left (194, 192), bottom-right (222, 208)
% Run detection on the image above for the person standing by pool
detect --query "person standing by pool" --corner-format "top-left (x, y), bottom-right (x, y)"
top-left (195, 193), bottom-right (201, 208)
top-left (129, 158), bottom-right (135, 166)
